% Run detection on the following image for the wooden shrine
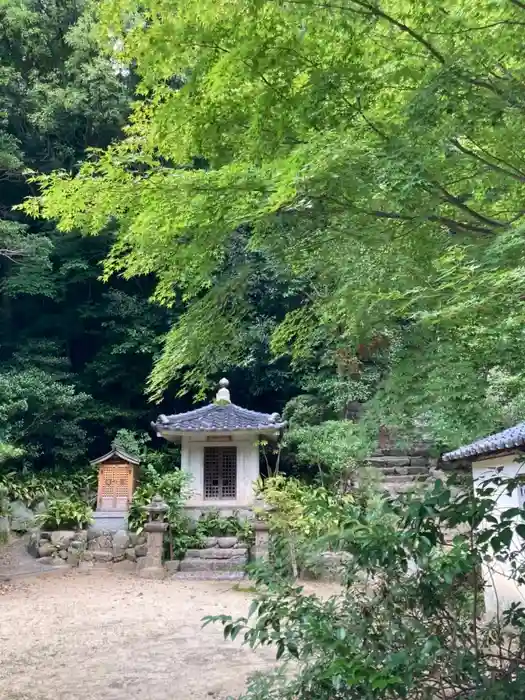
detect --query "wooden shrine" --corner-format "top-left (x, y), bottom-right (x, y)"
top-left (90, 448), bottom-right (140, 530)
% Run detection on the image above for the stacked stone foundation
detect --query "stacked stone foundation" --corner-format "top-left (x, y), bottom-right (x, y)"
top-left (28, 528), bottom-right (149, 573)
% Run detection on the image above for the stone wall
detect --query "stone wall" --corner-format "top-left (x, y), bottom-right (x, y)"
top-left (28, 528), bottom-right (148, 573)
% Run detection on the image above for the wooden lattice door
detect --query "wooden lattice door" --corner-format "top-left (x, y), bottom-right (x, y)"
top-left (97, 462), bottom-right (134, 511)
top-left (203, 446), bottom-right (237, 500)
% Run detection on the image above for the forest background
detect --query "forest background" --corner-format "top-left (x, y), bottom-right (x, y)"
top-left (2, 0), bottom-right (525, 480)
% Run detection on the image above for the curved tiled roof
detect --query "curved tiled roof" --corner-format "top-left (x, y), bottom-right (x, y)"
top-left (90, 447), bottom-right (140, 465)
top-left (152, 402), bottom-right (285, 434)
top-left (442, 422), bottom-right (525, 462)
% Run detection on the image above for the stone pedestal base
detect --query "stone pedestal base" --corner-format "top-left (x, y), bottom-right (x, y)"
top-left (253, 520), bottom-right (269, 561)
top-left (138, 521), bottom-right (167, 580)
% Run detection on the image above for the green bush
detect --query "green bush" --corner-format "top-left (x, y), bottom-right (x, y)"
top-left (36, 497), bottom-right (92, 530)
top-left (127, 465), bottom-right (189, 532)
top-left (0, 469), bottom-right (97, 508)
top-left (208, 475), bottom-right (525, 700)
top-left (196, 509), bottom-right (254, 545)
top-left (127, 463), bottom-right (199, 559)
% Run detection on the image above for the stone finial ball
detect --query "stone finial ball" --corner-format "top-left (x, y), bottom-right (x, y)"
top-left (219, 378), bottom-right (229, 388)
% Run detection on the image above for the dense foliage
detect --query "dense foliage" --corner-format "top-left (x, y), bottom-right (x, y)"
top-left (208, 474), bottom-right (525, 699)
top-left (36, 497), bottom-right (93, 530)
top-left (24, 0), bottom-right (525, 448)
top-left (0, 0), bottom-right (297, 477)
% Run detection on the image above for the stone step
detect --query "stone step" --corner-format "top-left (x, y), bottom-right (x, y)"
top-left (368, 456), bottom-right (410, 467)
top-left (380, 473), bottom-right (429, 482)
top-left (179, 557), bottom-right (246, 572)
top-left (381, 479), bottom-right (429, 493)
top-left (171, 571), bottom-right (246, 581)
top-left (185, 548), bottom-right (248, 560)
top-left (376, 466), bottom-right (429, 476)
top-left (372, 444), bottom-right (432, 458)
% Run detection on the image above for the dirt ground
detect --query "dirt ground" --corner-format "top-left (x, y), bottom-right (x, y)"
top-left (0, 570), bottom-right (278, 700)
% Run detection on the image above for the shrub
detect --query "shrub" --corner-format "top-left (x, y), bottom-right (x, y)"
top-left (0, 468), bottom-right (97, 508)
top-left (256, 475), bottom-right (356, 577)
top-left (284, 420), bottom-right (372, 488)
top-left (127, 465), bottom-right (189, 532)
top-left (127, 463), bottom-right (198, 559)
top-left (36, 497), bottom-right (92, 530)
top-left (196, 509), bottom-right (254, 545)
top-left (208, 475), bottom-right (525, 699)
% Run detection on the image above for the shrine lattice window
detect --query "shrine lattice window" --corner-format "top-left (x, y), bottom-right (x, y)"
top-left (203, 446), bottom-right (237, 499)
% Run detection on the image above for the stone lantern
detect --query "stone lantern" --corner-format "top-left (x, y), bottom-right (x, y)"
top-left (138, 494), bottom-right (169, 579)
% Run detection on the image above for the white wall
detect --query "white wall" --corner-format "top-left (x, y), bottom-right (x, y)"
top-left (181, 433), bottom-right (260, 511)
top-left (472, 453), bottom-right (525, 616)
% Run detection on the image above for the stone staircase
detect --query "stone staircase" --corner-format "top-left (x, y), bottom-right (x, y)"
top-left (172, 536), bottom-right (248, 581)
top-left (366, 451), bottom-right (439, 494)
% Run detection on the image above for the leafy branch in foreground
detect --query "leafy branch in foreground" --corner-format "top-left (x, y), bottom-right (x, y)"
top-left (206, 475), bottom-right (525, 699)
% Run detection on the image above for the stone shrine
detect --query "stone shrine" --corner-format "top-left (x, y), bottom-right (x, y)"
top-left (90, 447), bottom-right (140, 531)
top-left (152, 379), bottom-right (285, 517)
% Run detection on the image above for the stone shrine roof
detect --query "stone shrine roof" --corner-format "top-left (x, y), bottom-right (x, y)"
top-left (442, 422), bottom-right (525, 462)
top-left (152, 379), bottom-right (286, 435)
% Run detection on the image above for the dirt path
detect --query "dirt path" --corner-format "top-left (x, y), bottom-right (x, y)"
top-left (0, 570), bottom-right (277, 700)
top-left (0, 535), bottom-right (61, 582)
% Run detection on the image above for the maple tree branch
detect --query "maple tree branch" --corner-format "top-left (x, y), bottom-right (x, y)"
top-left (431, 182), bottom-right (506, 228)
top-left (451, 139), bottom-right (525, 182)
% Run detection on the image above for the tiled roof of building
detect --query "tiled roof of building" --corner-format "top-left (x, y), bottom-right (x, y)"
top-left (153, 403), bottom-right (285, 433)
top-left (442, 422), bottom-right (525, 462)
top-left (152, 378), bottom-right (285, 434)
top-left (90, 447), bottom-right (141, 465)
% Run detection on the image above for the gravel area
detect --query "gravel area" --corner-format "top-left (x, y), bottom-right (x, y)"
top-left (0, 570), bottom-right (276, 700)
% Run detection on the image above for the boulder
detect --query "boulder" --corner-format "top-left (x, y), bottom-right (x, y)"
top-left (134, 544), bottom-right (147, 557)
top-left (58, 549), bottom-right (68, 560)
top-left (38, 542), bottom-right (56, 558)
top-left (27, 532), bottom-right (39, 557)
top-left (125, 548), bottom-right (137, 562)
top-left (50, 531), bottom-right (76, 548)
top-left (88, 533), bottom-right (112, 551)
top-left (217, 537), bottom-right (238, 549)
top-left (78, 560), bottom-right (94, 572)
top-left (82, 551), bottom-right (94, 562)
top-left (92, 550), bottom-right (113, 562)
top-left (10, 501), bottom-right (35, 532)
top-left (204, 537), bottom-right (217, 548)
top-left (112, 529), bottom-right (130, 558)
top-left (34, 501), bottom-right (47, 515)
